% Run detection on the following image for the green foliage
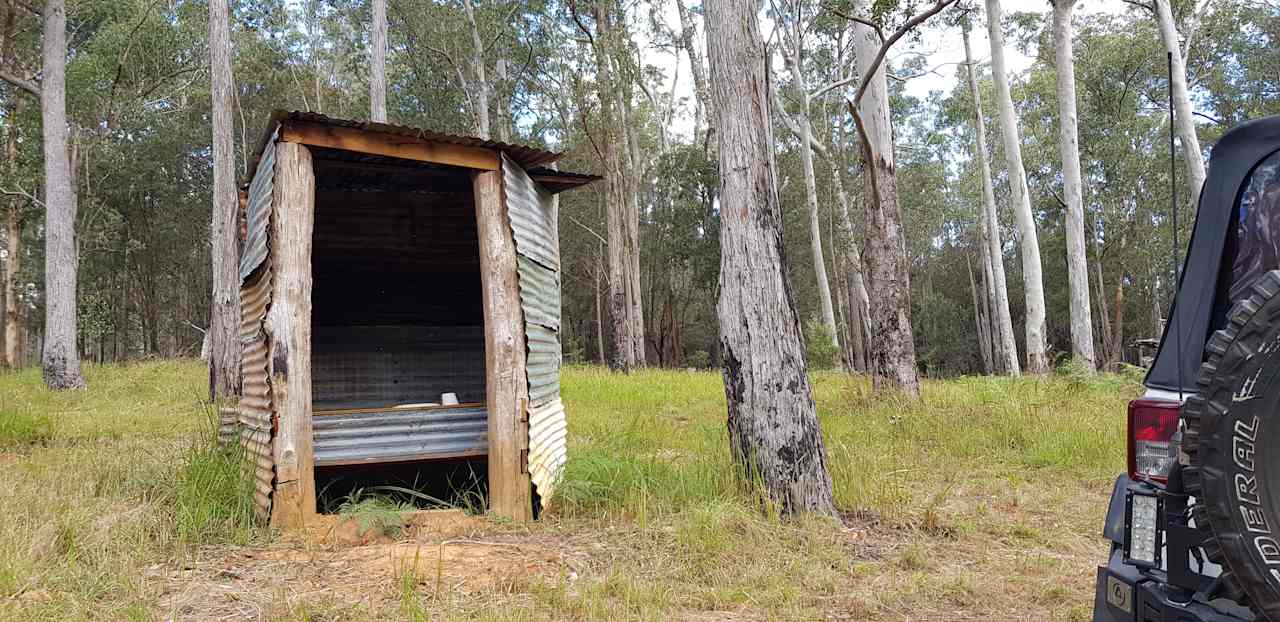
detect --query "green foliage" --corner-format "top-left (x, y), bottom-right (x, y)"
top-left (685, 350), bottom-right (712, 369)
top-left (804, 319), bottom-right (840, 370)
top-left (337, 490), bottom-right (412, 540)
top-left (0, 404), bottom-right (54, 447)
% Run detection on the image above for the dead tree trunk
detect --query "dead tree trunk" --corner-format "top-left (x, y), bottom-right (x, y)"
top-left (962, 23), bottom-right (1019, 375)
top-left (40, 0), bottom-right (84, 390)
top-left (705, 0), bottom-right (837, 517)
top-left (1052, 0), bottom-right (1095, 371)
top-left (209, 0), bottom-right (241, 400)
top-left (370, 0), bottom-right (387, 122)
top-left (986, 0), bottom-right (1048, 373)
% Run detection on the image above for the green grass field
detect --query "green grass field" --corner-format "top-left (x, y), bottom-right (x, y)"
top-left (0, 360), bottom-right (1138, 620)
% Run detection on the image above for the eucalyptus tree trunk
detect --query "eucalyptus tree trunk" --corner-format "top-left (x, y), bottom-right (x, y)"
top-left (370, 0), bottom-right (387, 122)
top-left (1153, 0), bottom-right (1206, 199)
top-left (962, 24), bottom-right (1019, 376)
top-left (968, 254), bottom-right (994, 374)
top-left (705, 0), bottom-right (837, 517)
top-left (208, 0), bottom-right (241, 400)
top-left (591, 2), bottom-right (638, 372)
top-left (495, 57), bottom-right (511, 142)
top-left (462, 0), bottom-right (490, 139)
top-left (831, 158), bottom-right (870, 373)
top-left (620, 88), bottom-right (646, 366)
top-left (40, 0), bottom-right (84, 389)
top-left (852, 0), bottom-right (921, 397)
top-left (1051, 0), bottom-right (1095, 371)
top-left (786, 47), bottom-right (839, 355)
top-left (674, 0), bottom-right (710, 141)
top-left (3, 98), bottom-right (21, 369)
top-left (986, 0), bottom-right (1049, 374)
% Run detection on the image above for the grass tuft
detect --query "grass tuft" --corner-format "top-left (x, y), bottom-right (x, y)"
top-left (173, 406), bottom-right (257, 545)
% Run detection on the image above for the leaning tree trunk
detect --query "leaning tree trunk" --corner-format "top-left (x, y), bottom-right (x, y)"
top-left (369, 0), bottom-right (387, 123)
top-left (962, 24), bottom-right (1019, 376)
top-left (787, 49), bottom-right (839, 355)
top-left (3, 98), bottom-right (22, 369)
top-left (852, 0), bottom-right (921, 397)
top-left (674, 0), bottom-right (710, 142)
top-left (209, 0), bottom-right (241, 400)
top-left (986, 0), bottom-right (1049, 374)
top-left (40, 0), bottom-right (84, 389)
top-left (1153, 0), bottom-right (1206, 200)
top-left (705, 0), bottom-right (837, 517)
top-left (1052, 0), bottom-right (1095, 371)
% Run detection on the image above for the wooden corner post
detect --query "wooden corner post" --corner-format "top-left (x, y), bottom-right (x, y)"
top-left (267, 141), bottom-right (317, 529)
top-left (473, 167), bottom-right (533, 523)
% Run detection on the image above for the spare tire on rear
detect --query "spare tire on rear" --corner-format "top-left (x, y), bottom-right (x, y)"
top-left (1184, 269), bottom-right (1280, 620)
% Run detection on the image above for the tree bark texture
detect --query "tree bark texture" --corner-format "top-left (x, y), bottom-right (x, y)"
top-left (852, 0), bottom-right (921, 397)
top-left (1154, 0), bottom-right (1206, 200)
top-left (705, 0), bottom-right (837, 517)
top-left (40, 0), bottom-right (84, 390)
top-left (462, 0), bottom-right (491, 139)
top-left (968, 254), bottom-right (994, 374)
top-left (787, 47), bottom-right (840, 355)
top-left (1052, 0), bottom-right (1096, 371)
top-left (209, 0), bottom-right (242, 400)
top-left (3, 97), bottom-right (21, 369)
top-left (962, 25), bottom-right (1020, 376)
top-left (370, 0), bottom-right (387, 123)
top-left (985, 0), bottom-right (1049, 373)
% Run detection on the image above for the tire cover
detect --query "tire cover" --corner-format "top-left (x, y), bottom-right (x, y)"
top-left (1185, 269), bottom-right (1280, 620)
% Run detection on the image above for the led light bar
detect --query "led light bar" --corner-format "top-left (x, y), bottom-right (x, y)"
top-left (1125, 492), bottom-right (1163, 567)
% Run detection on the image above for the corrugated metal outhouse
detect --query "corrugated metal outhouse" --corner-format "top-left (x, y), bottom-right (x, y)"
top-left (230, 111), bottom-right (597, 527)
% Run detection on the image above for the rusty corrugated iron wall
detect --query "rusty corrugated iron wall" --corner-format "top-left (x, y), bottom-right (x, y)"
top-left (236, 132), bottom-right (279, 519)
top-left (502, 154), bottom-right (567, 505)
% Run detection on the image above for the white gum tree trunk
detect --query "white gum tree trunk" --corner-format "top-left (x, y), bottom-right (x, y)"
top-left (705, 0), bottom-right (837, 516)
top-left (986, 0), bottom-right (1049, 373)
top-left (962, 24), bottom-right (1020, 376)
top-left (209, 0), bottom-right (241, 400)
top-left (786, 43), bottom-right (840, 354)
top-left (40, 0), bottom-right (84, 390)
top-left (462, 0), bottom-right (490, 139)
top-left (1051, 0), bottom-right (1096, 371)
top-left (370, 0), bottom-right (387, 122)
top-left (1154, 0), bottom-right (1206, 199)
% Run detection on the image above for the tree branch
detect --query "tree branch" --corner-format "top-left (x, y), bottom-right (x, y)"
top-left (849, 0), bottom-right (958, 108)
top-left (0, 67), bottom-right (40, 99)
top-left (1, 187), bottom-right (44, 208)
top-left (566, 214), bottom-right (608, 246)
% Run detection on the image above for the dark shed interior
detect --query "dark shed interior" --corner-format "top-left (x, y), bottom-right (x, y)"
top-left (310, 148), bottom-right (486, 410)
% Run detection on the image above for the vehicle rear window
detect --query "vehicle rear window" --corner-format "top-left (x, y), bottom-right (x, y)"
top-left (1227, 150), bottom-right (1280, 302)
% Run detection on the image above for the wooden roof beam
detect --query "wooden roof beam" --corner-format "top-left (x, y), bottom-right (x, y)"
top-left (280, 121), bottom-right (500, 171)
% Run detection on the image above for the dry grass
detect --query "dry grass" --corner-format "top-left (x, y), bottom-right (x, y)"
top-left (0, 360), bottom-right (1137, 620)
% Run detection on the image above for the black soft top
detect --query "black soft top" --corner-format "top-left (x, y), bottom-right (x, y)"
top-left (1146, 115), bottom-right (1280, 392)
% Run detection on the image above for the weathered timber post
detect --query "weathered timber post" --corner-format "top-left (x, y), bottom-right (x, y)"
top-left (267, 141), bottom-right (317, 528)
top-left (473, 168), bottom-right (533, 523)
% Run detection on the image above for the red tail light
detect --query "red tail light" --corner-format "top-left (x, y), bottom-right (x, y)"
top-left (1127, 398), bottom-right (1181, 483)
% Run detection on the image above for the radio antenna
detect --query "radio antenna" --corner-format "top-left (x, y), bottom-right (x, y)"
top-left (1168, 51), bottom-right (1184, 401)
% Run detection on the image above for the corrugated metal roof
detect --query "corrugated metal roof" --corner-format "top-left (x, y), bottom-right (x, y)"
top-left (528, 398), bottom-right (567, 502)
top-left (247, 110), bottom-right (572, 182)
top-left (313, 405), bottom-right (488, 466)
top-left (525, 166), bottom-right (602, 194)
top-left (239, 129), bottom-right (276, 282)
top-left (503, 154), bottom-right (559, 270)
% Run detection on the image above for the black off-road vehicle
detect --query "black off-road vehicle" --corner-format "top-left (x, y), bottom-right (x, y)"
top-left (1094, 116), bottom-right (1280, 621)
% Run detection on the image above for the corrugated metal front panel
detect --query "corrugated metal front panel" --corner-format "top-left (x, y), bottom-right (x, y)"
top-left (525, 324), bottom-right (561, 408)
top-left (239, 127), bottom-right (277, 282)
top-left (313, 405), bottom-right (488, 466)
top-left (528, 399), bottom-right (567, 501)
top-left (503, 154), bottom-right (558, 271)
top-left (237, 265), bottom-right (275, 519)
top-left (516, 257), bottom-right (561, 331)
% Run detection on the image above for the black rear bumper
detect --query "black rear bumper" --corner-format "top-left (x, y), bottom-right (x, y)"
top-left (1094, 549), bottom-right (1251, 621)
